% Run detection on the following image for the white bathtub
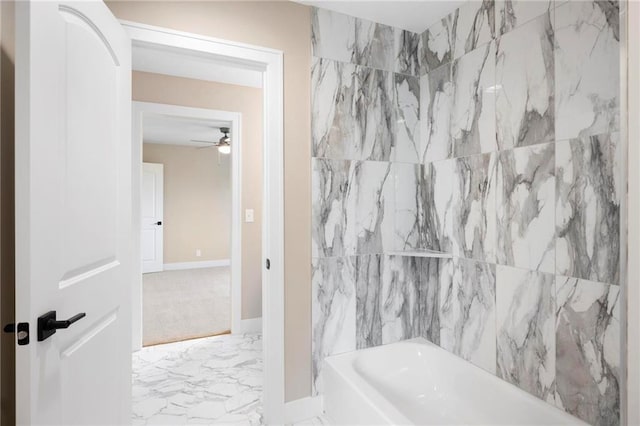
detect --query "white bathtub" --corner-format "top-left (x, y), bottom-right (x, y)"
top-left (323, 338), bottom-right (586, 425)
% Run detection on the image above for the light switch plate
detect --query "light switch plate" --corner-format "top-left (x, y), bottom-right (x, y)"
top-left (245, 209), bottom-right (254, 223)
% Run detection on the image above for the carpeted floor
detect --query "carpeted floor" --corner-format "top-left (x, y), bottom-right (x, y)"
top-left (142, 267), bottom-right (230, 346)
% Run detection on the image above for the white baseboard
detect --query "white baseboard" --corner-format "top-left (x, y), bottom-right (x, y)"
top-left (233, 317), bottom-right (262, 334)
top-left (284, 396), bottom-right (323, 424)
top-left (163, 259), bottom-right (230, 271)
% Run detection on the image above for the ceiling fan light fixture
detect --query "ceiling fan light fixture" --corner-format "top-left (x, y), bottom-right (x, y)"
top-left (217, 127), bottom-right (231, 154)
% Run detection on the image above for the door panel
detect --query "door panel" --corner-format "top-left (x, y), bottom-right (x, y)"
top-left (142, 162), bottom-right (163, 273)
top-left (15, 1), bottom-right (132, 424)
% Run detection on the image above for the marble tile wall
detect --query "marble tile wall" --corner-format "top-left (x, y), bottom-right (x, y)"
top-left (311, 7), bottom-right (428, 396)
top-left (311, 2), bottom-right (623, 425)
top-left (418, 1), bottom-right (622, 425)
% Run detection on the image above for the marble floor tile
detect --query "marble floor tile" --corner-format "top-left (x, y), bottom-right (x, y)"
top-left (554, 0), bottom-right (620, 141)
top-left (556, 133), bottom-right (622, 285)
top-left (496, 265), bottom-right (556, 403)
top-left (555, 276), bottom-right (620, 426)
top-left (132, 333), bottom-right (262, 425)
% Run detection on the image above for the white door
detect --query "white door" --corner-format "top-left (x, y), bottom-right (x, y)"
top-left (142, 162), bottom-right (164, 273)
top-left (15, 1), bottom-right (132, 424)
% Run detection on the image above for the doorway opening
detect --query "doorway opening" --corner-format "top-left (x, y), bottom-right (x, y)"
top-left (141, 112), bottom-right (237, 346)
top-left (125, 21), bottom-right (285, 424)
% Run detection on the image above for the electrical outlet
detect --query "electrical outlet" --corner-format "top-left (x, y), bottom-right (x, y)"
top-left (196, 249), bottom-right (202, 257)
top-left (245, 209), bottom-right (254, 223)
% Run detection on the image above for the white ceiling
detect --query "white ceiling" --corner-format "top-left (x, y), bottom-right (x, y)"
top-left (298, 0), bottom-right (465, 34)
top-left (143, 114), bottom-right (231, 148)
top-left (133, 43), bottom-right (263, 88)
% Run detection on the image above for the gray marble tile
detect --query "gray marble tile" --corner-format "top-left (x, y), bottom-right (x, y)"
top-left (496, 12), bottom-right (554, 150)
top-left (393, 73), bottom-right (421, 163)
top-left (554, 0), bottom-right (620, 141)
top-left (313, 7), bottom-right (420, 77)
top-left (311, 158), bottom-right (350, 258)
top-left (556, 133), bottom-right (622, 285)
top-left (440, 257), bottom-right (496, 373)
top-left (418, 257), bottom-right (451, 345)
top-left (354, 19), bottom-right (395, 72)
top-left (312, 256), bottom-right (357, 395)
top-left (496, 265), bottom-right (556, 403)
top-left (496, 0), bottom-right (552, 35)
top-left (555, 276), bottom-right (620, 426)
top-left (496, 142), bottom-right (555, 273)
top-left (421, 63), bottom-right (454, 163)
top-left (380, 255), bottom-right (421, 344)
top-left (132, 334), bottom-right (263, 425)
top-left (394, 30), bottom-right (421, 76)
top-left (421, 0), bottom-right (495, 73)
top-left (422, 42), bottom-right (497, 160)
top-left (451, 152), bottom-right (497, 263)
top-left (451, 41), bottom-right (497, 158)
top-left (356, 255), bottom-right (423, 348)
top-left (423, 159), bottom-right (454, 253)
top-left (312, 7), bottom-right (356, 64)
top-left (344, 160), bottom-right (393, 256)
top-left (354, 67), bottom-right (395, 161)
top-left (311, 57), bottom-right (358, 159)
top-left (392, 163), bottom-right (424, 251)
top-left (356, 254), bottom-right (382, 349)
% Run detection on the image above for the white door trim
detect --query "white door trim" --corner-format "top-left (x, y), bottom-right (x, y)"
top-left (132, 101), bottom-right (242, 343)
top-left (124, 22), bottom-right (285, 424)
top-left (625, 2), bottom-right (639, 425)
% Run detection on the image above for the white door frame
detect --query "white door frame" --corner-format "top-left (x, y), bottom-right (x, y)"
top-left (132, 101), bottom-right (243, 346)
top-left (626, 2), bottom-right (639, 425)
top-left (123, 22), bottom-right (285, 424)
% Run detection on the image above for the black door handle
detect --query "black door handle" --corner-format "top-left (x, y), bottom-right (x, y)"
top-left (37, 311), bottom-right (86, 342)
top-left (156, 221), bottom-right (162, 226)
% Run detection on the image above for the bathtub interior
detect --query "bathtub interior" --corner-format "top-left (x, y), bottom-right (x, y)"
top-left (324, 339), bottom-right (587, 425)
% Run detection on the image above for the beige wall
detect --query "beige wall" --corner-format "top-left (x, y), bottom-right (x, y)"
top-left (143, 143), bottom-right (231, 263)
top-left (0, 1), bottom-right (15, 423)
top-left (134, 72), bottom-right (264, 321)
top-left (109, 1), bottom-right (313, 400)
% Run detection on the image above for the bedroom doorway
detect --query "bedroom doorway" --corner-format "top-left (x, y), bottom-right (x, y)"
top-left (140, 112), bottom-right (235, 346)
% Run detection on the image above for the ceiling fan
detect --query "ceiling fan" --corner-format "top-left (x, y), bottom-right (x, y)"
top-left (191, 126), bottom-right (231, 154)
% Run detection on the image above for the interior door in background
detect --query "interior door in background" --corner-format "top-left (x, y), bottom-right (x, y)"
top-left (15, 1), bottom-right (132, 424)
top-left (142, 162), bottom-right (164, 273)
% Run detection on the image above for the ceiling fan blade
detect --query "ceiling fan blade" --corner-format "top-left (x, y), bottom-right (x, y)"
top-left (190, 139), bottom-right (217, 144)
